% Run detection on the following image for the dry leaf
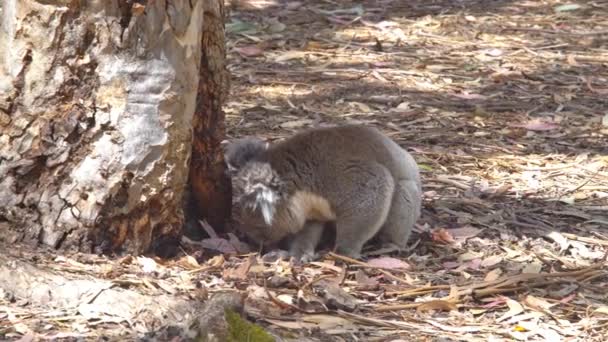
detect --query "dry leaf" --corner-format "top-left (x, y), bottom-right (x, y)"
top-left (222, 256), bottom-right (253, 280)
top-left (137, 256), bottom-right (158, 273)
top-left (416, 300), bottom-right (457, 314)
top-left (177, 255), bottom-right (200, 270)
top-left (367, 257), bottom-right (411, 270)
top-left (316, 281), bottom-right (359, 312)
top-left (449, 226), bottom-right (483, 243)
top-left (511, 119), bottom-right (560, 131)
top-left (431, 228), bottom-right (455, 244)
top-left (481, 255), bottom-right (503, 268)
top-left (484, 268), bottom-right (503, 281)
top-left (206, 254), bottom-right (225, 267)
top-left (274, 50), bottom-right (307, 62)
top-left (354, 269), bottom-right (378, 286)
top-left (546, 231), bottom-right (570, 252)
top-left (522, 261), bottom-right (543, 274)
top-left (234, 45), bottom-right (265, 57)
top-left (594, 306), bottom-right (608, 315)
top-left (497, 297), bottom-right (525, 322)
top-left (280, 119), bottom-right (314, 128)
top-left (524, 295), bottom-right (555, 312)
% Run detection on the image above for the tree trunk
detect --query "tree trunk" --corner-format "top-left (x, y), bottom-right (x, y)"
top-left (188, 0), bottom-right (231, 233)
top-left (0, 0), bottom-right (223, 255)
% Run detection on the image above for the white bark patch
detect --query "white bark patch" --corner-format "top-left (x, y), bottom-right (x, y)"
top-left (0, 0), bottom-right (205, 251)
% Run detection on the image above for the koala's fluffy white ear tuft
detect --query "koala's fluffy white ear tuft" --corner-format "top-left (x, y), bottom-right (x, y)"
top-left (251, 184), bottom-right (277, 225)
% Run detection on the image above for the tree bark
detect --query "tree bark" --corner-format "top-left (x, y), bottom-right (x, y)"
top-left (188, 0), bottom-right (232, 233)
top-left (0, 0), bottom-right (211, 255)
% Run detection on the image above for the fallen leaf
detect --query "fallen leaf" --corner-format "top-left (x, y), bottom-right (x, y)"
top-left (511, 119), bottom-right (560, 131)
top-left (226, 19), bottom-right (258, 34)
top-left (524, 295), bottom-right (555, 312)
top-left (459, 251), bottom-right (482, 262)
top-left (234, 45), bottom-right (265, 57)
top-left (280, 118), bottom-right (314, 128)
top-left (554, 4), bottom-right (582, 12)
top-left (222, 256), bottom-right (253, 281)
top-left (274, 50), bottom-right (308, 63)
top-left (566, 55), bottom-right (579, 66)
top-left (537, 328), bottom-right (561, 341)
top-left (367, 257), bottom-right (411, 270)
top-left (276, 294), bottom-right (294, 305)
top-left (484, 268), bottom-right (503, 281)
top-left (354, 269), bottom-right (379, 286)
top-left (522, 261), bottom-right (543, 274)
top-left (481, 255), bottom-right (503, 268)
top-left (177, 255), bottom-right (199, 270)
top-left (206, 254), bottom-right (225, 267)
top-left (482, 298), bottom-right (506, 309)
top-left (546, 231), bottom-right (570, 252)
top-left (348, 101), bottom-right (372, 113)
top-left (315, 281), bottom-right (359, 312)
top-left (443, 261), bottom-right (460, 269)
top-left (416, 300), bottom-right (457, 314)
top-left (570, 241), bottom-right (604, 260)
top-left (449, 226), bottom-right (483, 243)
top-left (594, 306), bottom-right (608, 315)
top-left (137, 256), bottom-right (158, 273)
top-left (317, 5), bottom-right (364, 16)
top-left (452, 93), bottom-right (488, 100)
top-left (431, 228), bottom-right (455, 244)
top-left (484, 48), bottom-right (504, 57)
top-left (497, 297), bottom-right (525, 322)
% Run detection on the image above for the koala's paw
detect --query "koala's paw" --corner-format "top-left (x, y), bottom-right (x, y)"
top-left (291, 251), bottom-right (320, 264)
top-left (261, 249), bottom-right (290, 262)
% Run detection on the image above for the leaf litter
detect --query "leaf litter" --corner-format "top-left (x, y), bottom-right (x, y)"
top-left (2, 0), bottom-right (608, 341)
top-left (222, 0), bottom-right (608, 340)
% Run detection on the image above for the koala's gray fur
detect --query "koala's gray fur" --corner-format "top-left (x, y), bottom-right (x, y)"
top-left (226, 125), bottom-right (422, 261)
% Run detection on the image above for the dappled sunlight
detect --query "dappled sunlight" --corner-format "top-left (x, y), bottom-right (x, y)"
top-left (224, 0), bottom-right (608, 339)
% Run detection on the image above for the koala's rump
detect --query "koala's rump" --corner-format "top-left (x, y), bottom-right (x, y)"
top-left (264, 125), bottom-right (419, 214)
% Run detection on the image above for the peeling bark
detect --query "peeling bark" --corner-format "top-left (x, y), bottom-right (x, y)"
top-left (0, 1), bottom-right (208, 254)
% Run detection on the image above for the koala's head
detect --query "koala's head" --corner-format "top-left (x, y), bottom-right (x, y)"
top-left (230, 161), bottom-right (286, 228)
top-left (224, 137), bottom-right (269, 173)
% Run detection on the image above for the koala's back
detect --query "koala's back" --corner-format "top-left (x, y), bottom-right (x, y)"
top-left (259, 125), bottom-right (420, 201)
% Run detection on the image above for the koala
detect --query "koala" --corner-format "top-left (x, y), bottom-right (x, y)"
top-left (226, 124), bottom-right (422, 261)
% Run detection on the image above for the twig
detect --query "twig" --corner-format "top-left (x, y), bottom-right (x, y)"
top-left (562, 233), bottom-right (608, 247)
top-left (502, 27), bottom-right (608, 36)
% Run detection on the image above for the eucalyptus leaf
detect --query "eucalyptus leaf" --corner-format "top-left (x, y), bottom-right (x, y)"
top-left (554, 4), bottom-right (582, 12)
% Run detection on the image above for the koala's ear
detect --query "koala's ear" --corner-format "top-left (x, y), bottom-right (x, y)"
top-left (224, 137), bottom-right (268, 171)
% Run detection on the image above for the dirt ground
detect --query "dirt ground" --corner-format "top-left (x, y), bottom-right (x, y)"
top-left (223, 0), bottom-right (608, 340)
top-left (1, 0), bottom-right (607, 341)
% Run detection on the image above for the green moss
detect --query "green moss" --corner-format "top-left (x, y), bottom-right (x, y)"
top-left (225, 309), bottom-right (275, 342)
